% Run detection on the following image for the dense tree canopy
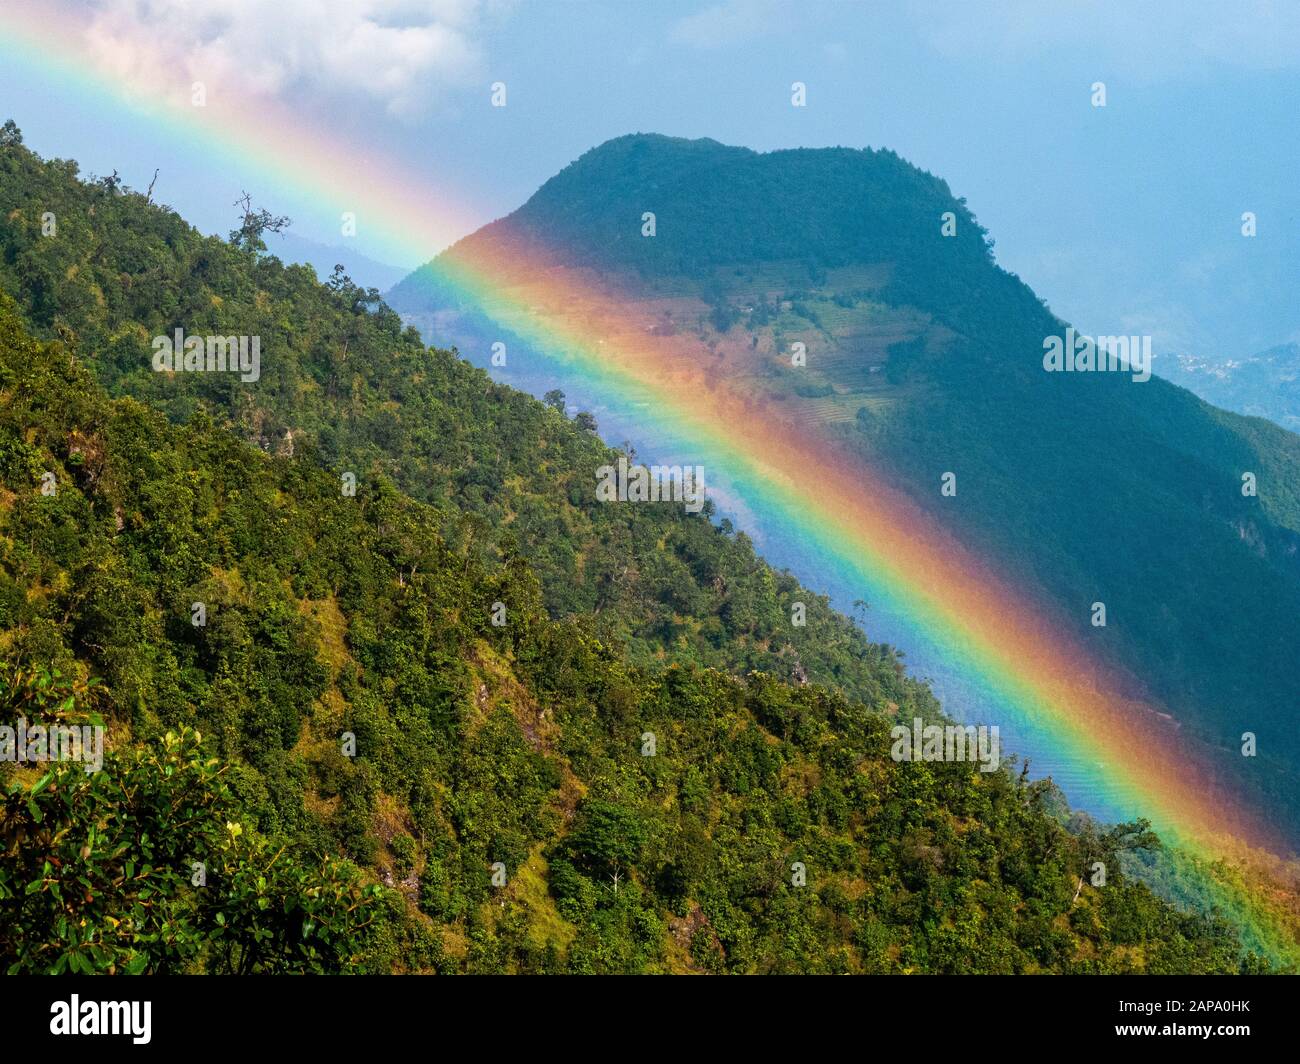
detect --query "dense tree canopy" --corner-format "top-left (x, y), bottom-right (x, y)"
top-left (0, 128), bottom-right (1292, 972)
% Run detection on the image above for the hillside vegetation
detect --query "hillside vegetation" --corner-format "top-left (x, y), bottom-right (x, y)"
top-left (392, 133), bottom-right (1300, 838)
top-left (0, 297), bottom-right (1265, 972)
top-left (0, 123), bottom-right (905, 704)
top-left (0, 123), bottom-right (1287, 972)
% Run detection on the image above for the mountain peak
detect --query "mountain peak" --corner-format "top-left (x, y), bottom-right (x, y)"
top-left (442, 133), bottom-right (989, 287)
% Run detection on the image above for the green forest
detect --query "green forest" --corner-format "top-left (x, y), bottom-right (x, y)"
top-left (392, 133), bottom-right (1300, 838)
top-left (0, 122), bottom-right (1285, 973)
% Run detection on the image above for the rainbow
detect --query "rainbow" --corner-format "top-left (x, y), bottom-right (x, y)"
top-left (3, 1), bottom-right (1298, 961)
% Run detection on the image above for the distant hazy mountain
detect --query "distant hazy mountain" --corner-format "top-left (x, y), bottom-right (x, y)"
top-left (1156, 344), bottom-right (1300, 434)
top-left (390, 133), bottom-right (1300, 837)
top-left (265, 229), bottom-right (411, 293)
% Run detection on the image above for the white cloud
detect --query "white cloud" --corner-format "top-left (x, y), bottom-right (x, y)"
top-left (77, 0), bottom-right (497, 116)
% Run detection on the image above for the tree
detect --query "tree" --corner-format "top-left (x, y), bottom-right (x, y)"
top-left (565, 800), bottom-right (646, 881)
top-left (543, 389), bottom-right (566, 413)
top-left (0, 667), bottom-right (387, 975)
top-left (328, 264), bottom-right (382, 314)
top-left (229, 191), bottom-right (291, 253)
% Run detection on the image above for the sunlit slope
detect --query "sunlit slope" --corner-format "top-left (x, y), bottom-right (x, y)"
top-left (391, 134), bottom-right (1300, 843)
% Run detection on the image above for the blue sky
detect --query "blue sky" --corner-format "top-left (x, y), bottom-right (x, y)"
top-left (3, 0), bottom-right (1297, 358)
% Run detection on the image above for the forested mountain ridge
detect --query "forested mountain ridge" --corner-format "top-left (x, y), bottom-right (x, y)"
top-left (0, 294), bottom-right (1269, 972)
top-left (0, 123), bottom-right (1294, 971)
top-left (0, 123), bottom-right (900, 705)
top-left (390, 132), bottom-right (1300, 839)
